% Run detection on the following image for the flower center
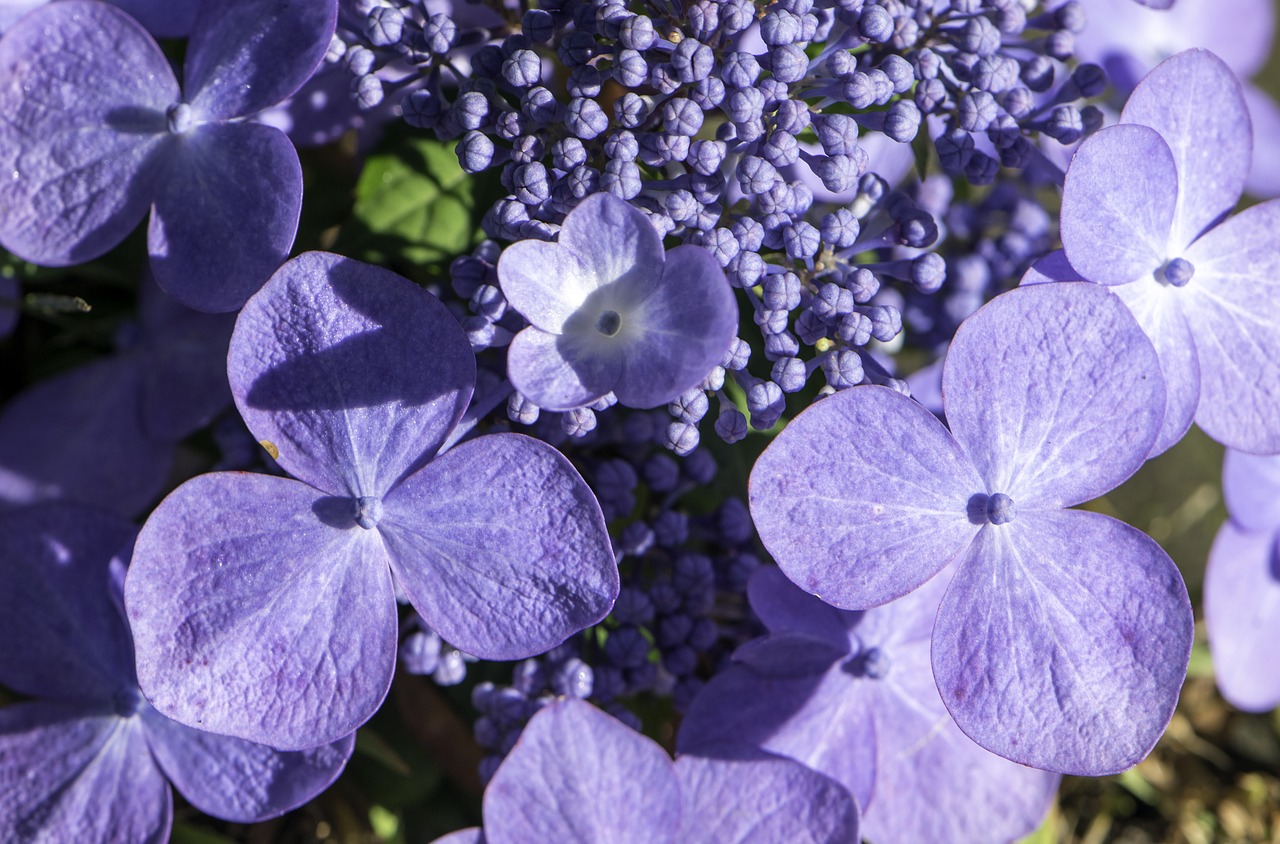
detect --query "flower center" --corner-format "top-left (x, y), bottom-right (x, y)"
top-left (166, 102), bottom-right (194, 135)
top-left (353, 496), bottom-right (383, 530)
top-left (1158, 257), bottom-right (1194, 287)
top-left (113, 686), bottom-right (143, 717)
top-left (844, 645), bottom-right (890, 679)
top-left (595, 309), bottom-right (622, 336)
top-left (986, 492), bottom-right (1016, 525)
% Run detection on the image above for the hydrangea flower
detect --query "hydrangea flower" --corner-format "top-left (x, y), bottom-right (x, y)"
top-left (679, 566), bottom-right (1059, 843)
top-left (1055, 49), bottom-right (1280, 454)
top-left (1204, 449), bottom-right (1280, 712)
top-left (0, 503), bottom-right (352, 843)
top-left (498, 192), bottom-right (736, 411)
top-left (0, 0), bottom-right (197, 36)
top-left (749, 281), bottom-right (1193, 775)
top-left (435, 698), bottom-right (859, 843)
top-left (0, 0), bottom-right (338, 312)
top-left (125, 251), bottom-right (618, 750)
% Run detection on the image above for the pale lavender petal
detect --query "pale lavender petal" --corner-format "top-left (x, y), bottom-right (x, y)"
top-left (484, 699), bottom-right (680, 843)
top-left (0, 704), bottom-right (170, 844)
top-left (507, 325), bottom-right (621, 411)
top-left (126, 472), bottom-right (398, 750)
top-left (1181, 200), bottom-right (1280, 453)
top-left (675, 751), bottom-right (859, 844)
top-left (230, 251), bottom-right (474, 498)
top-left (382, 434), bottom-right (617, 660)
top-left (1060, 124), bottom-right (1176, 285)
top-left (943, 283), bottom-right (1165, 508)
top-left (0, 504), bottom-right (136, 701)
top-left (185, 0), bottom-right (338, 121)
top-left (0, 1), bottom-right (45, 32)
top-left (614, 244), bottom-right (736, 408)
top-left (1017, 249), bottom-right (1085, 286)
top-left (0, 1), bottom-right (175, 265)
top-left (497, 239), bottom-right (597, 333)
top-left (148, 122), bottom-right (302, 313)
top-left (1222, 450), bottom-right (1280, 531)
top-left (114, 0), bottom-right (198, 37)
top-left (1203, 524), bottom-right (1280, 712)
top-left (750, 385), bottom-right (983, 610)
top-left (142, 707), bottom-right (353, 822)
top-left (933, 510), bottom-right (1192, 775)
top-left (1243, 86), bottom-right (1280, 197)
top-left (1121, 49), bottom-right (1250, 247)
top-left (0, 358), bottom-right (170, 517)
top-left (431, 830), bottom-right (485, 844)
top-left (557, 192), bottom-right (666, 294)
top-left (1110, 280), bottom-right (1199, 456)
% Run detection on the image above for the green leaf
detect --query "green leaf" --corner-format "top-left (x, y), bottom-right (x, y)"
top-left (355, 728), bottom-right (413, 776)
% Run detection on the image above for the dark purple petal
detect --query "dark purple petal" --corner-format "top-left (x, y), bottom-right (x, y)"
top-left (0, 704), bottom-right (170, 844)
top-left (1060, 124), bottom-right (1177, 285)
top-left (0, 1), bottom-right (175, 265)
top-left (0, 504), bottom-right (136, 701)
top-left (750, 385), bottom-right (983, 610)
top-left (484, 699), bottom-right (680, 842)
top-left (1181, 200), bottom-right (1280, 453)
top-left (185, 0), bottom-right (338, 121)
top-left (732, 634), bottom-right (848, 678)
top-left (507, 325), bottom-right (622, 411)
top-left (943, 283), bottom-right (1165, 509)
top-left (1121, 49), bottom-right (1250, 247)
top-left (1017, 249), bottom-right (1084, 286)
top-left (126, 472), bottom-right (399, 750)
top-left (614, 244), bottom-right (736, 408)
top-left (1222, 450), bottom-right (1280, 532)
top-left (148, 122), bottom-right (302, 313)
top-left (747, 566), bottom-right (859, 651)
top-left (382, 434), bottom-right (617, 661)
top-left (141, 707), bottom-right (353, 822)
top-left (229, 252), bottom-right (474, 498)
top-left (114, 0), bottom-right (198, 37)
top-left (0, 358), bottom-right (170, 517)
top-left (675, 752), bottom-right (859, 844)
top-left (1203, 523), bottom-right (1280, 712)
top-left (932, 510), bottom-right (1192, 775)
top-left (498, 239), bottom-right (597, 333)
top-left (557, 192), bottom-right (666, 293)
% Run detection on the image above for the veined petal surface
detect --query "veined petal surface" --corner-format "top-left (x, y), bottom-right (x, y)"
top-left (382, 434), bottom-right (617, 661)
top-left (1060, 124), bottom-right (1177, 285)
top-left (185, 0), bottom-right (338, 121)
top-left (0, 0), bottom-right (175, 265)
top-left (943, 283), bottom-right (1164, 508)
top-left (126, 472), bottom-right (399, 750)
top-left (750, 385), bottom-right (983, 609)
top-left (506, 325), bottom-right (621, 411)
top-left (497, 239), bottom-right (596, 333)
top-left (148, 122), bottom-right (302, 313)
top-left (556, 192), bottom-right (666, 293)
top-left (230, 252), bottom-right (474, 498)
top-left (484, 699), bottom-right (680, 843)
top-left (1121, 49), bottom-right (1250, 248)
top-left (1203, 524), bottom-right (1280, 712)
top-left (932, 510), bottom-right (1192, 775)
top-left (114, 0), bottom-right (198, 37)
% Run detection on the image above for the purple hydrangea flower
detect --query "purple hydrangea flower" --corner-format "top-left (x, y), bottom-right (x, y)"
top-left (1056, 49), bottom-right (1280, 454)
top-left (679, 566), bottom-right (1059, 843)
top-left (0, 503), bottom-right (352, 843)
top-left (437, 698), bottom-right (859, 843)
top-left (125, 251), bottom-right (618, 750)
top-left (749, 281), bottom-right (1194, 775)
top-left (498, 192), bottom-right (736, 411)
top-left (0, 0), bottom-right (338, 312)
top-left (1204, 449), bottom-right (1280, 712)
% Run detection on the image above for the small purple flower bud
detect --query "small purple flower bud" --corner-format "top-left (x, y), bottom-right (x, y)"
top-left (769, 44), bottom-right (809, 84)
top-left (737, 154), bottom-right (781, 195)
top-left (665, 421), bottom-right (701, 456)
top-left (502, 49), bottom-right (542, 88)
top-left (727, 250), bottom-right (765, 288)
top-left (821, 208), bottom-right (860, 249)
top-left (842, 72), bottom-right (876, 109)
top-left (672, 38), bottom-right (714, 83)
top-left (747, 379), bottom-right (786, 429)
top-left (551, 659), bottom-right (594, 699)
top-left (783, 221), bottom-right (821, 260)
top-left (817, 113), bottom-right (859, 156)
top-left (836, 311), bottom-right (872, 345)
top-left (561, 407), bottom-right (597, 437)
top-left (422, 14), bottom-right (458, 54)
top-left (860, 304), bottom-right (901, 342)
top-left (846, 267), bottom-right (879, 303)
top-left (663, 98), bottom-right (704, 136)
top-left (882, 100), bottom-right (920, 142)
top-left (878, 54), bottom-right (914, 93)
top-left (721, 51), bottom-right (761, 88)
top-left (1160, 257), bottom-right (1194, 287)
top-left (813, 282), bottom-right (855, 321)
top-left (353, 73), bottom-right (384, 109)
top-left (366, 6), bottom-right (404, 47)
top-left (512, 161), bottom-right (551, 205)
top-left (615, 48), bottom-right (649, 88)
top-left (558, 31), bottom-right (595, 66)
top-left (764, 330), bottom-right (800, 360)
top-left (507, 392), bottom-right (539, 425)
top-left (565, 97), bottom-right (609, 139)
top-left (858, 4), bottom-right (893, 41)
top-left (715, 406), bottom-right (748, 443)
top-left (822, 348), bottom-right (864, 389)
top-left (911, 253), bottom-right (946, 293)
top-left (722, 337), bottom-right (752, 371)
top-left (522, 8), bottom-right (554, 42)
top-left (986, 492), bottom-right (1017, 525)
top-left (692, 77), bottom-right (726, 110)
top-left (771, 356), bottom-right (808, 393)
top-left (619, 14), bottom-right (656, 49)
top-left (457, 131), bottom-right (496, 173)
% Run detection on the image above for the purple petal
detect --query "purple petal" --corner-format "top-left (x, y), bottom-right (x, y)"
top-left (114, 0), bottom-right (198, 37)
top-left (507, 325), bottom-right (621, 411)
top-left (1060, 124), bottom-right (1177, 285)
top-left (747, 565), bottom-right (860, 651)
top-left (558, 192), bottom-right (666, 294)
top-left (675, 752), bottom-right (859, 844)
top-left (498, 239), bottom-right (597, 333)
top-left (142, 707), bottom-right (353, 822)
top-left (0, 358), bottom-right (171, 517)
top-left (1222, 450), bottom-right (1280, 531)
top-left (148, 122), bottom-right (302, 313)
top-left (229, 251), bottom-right (474, 498)
top-left (1121, 49), bottom-right (1250, 247)
top-left (484, 699), bottom-right (680, 842)
top-left (750, 385), bottom-right (983, 609)
top-left (1203, 523), bottom-right (1280, 712)
top-left (185, 0), bottom-right (338, 121)
top-left (432, 830), bottom-right (486, 844)
top-left (1243, 85), bottom-right (1280, 197)
top-left (732, 634), bottom-right (848, 678)
top-left (382, 433), bottom-right (617, 660)
top-left (943, 283), bottom-right (1165, 508)
top-left (0, 704), bottom-right (170, 844)
top-left (0, 504), bottom-right (136, 701)
top-left (932, 510), bottom-right (1192, 775)
top-left (1181, 200), bottom-right (1280, 452)
top-left (613, 244), bottom-right (736, 408)
top-left (1017, 249), bottom-right (1085, 286)
top-left (126, 472), bottom-right (398, 750)
top-left (0, 1), bottom-right (175, 265)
